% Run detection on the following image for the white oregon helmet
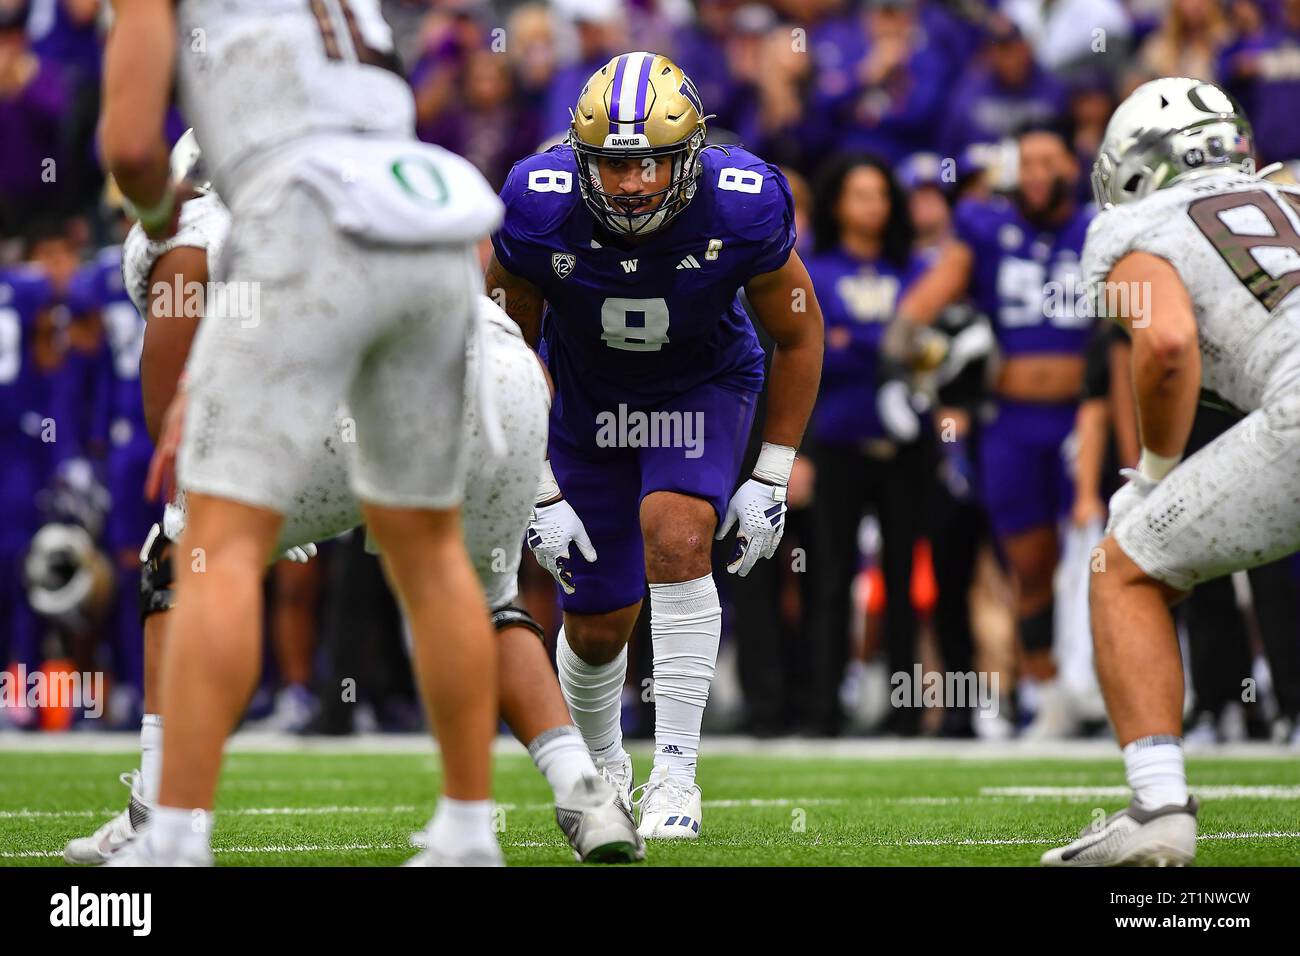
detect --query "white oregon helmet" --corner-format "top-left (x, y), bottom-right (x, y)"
top-left (1092, 77), bottom-right (1255, 209)
top-left (169, 128), bottom-right (211, 195)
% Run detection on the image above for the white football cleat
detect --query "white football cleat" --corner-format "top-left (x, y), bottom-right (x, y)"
top-left (973, 707), bottom-right (1016, 741)
top-left (104, 835), bottom-right (213, 867)
top-left (596, 751), bottom-right (634, 811)
top-left (403, 827), bottom-right (504, 867)
top-left (402, 842), bottom-right (504, 867)
top-left (1021, 681), bottom-right (1081, 740)
top-left (64, 770), bottom-right (152, 865)
top-left (555, 774), bottom-right (644, 863)
top-left (1041, 798), bottom-right (1198, 867)
top-left (633, 768), bottom-right (702, 841)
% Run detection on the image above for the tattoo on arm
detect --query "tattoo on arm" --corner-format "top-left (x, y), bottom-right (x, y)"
top-left (485, 253), bottom-right (544, 348)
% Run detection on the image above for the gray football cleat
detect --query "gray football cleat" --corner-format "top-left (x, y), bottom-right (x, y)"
top-left (555, 774), bottom-right (645, 863)
top-left (64, 770), bottom-right (152, 865)
top-left (1041, 798), bottom-right (1198, 867)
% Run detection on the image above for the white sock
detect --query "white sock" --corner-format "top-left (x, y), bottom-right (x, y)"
top-left (650, 574), bottom-right (721, 783)
top-left (426, 796), bottom-right (496, 853)
top-left (146, 805), bottom-right (213, 862)
top-left (528, 725), bottom-right (598, 802)
top-left (139, 714), bottom-right (162, 806)
top-left (556, 626), bottom-right (628, 765)
top-left (1124, 735), bottom-right (1189, 810)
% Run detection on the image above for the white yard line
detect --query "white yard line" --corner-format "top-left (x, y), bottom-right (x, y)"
top-left (7, 786), bottom-right (1297, 822)
top-left (0, 798), bottom-right (848, 820)
top-left (5, 830), bottom-right (1296, 861)
top-left (984, 786), bottom-right (1300, 800)
top-left (3, 731), bottom-right (1297, 760)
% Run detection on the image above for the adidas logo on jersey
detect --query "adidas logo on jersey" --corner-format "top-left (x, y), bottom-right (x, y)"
top-left (676, 255), bottom-right (701, 270)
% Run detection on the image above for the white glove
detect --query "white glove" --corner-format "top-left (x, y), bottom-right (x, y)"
top-left (1104, 468), bottom-right (1158, 535)
top-left (877, 379), bottom-right (921, 443)
top-left (716, 478), bottom-right (787, 577)
top-left (527, 499), bottom-right (597, 594)
top-left (280, 542), bottom-right (318, 564)
top-left (935, 319), bottom-right (995, 386)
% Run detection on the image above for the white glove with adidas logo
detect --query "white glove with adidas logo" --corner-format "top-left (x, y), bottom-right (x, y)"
top-left (526, 461), bottom-right (597, 595)
top-left (716, 443), bottom-right (794, 577)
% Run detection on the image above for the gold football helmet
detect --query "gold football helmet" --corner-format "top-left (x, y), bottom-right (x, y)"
top-left (569, 52), bottom-right (708, 236)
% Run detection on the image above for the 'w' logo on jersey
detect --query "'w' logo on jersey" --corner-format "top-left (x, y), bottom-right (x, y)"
top-left (676, 255), bottom-right (701, 270)
top-left (621, 259), bottom-right (639, 273)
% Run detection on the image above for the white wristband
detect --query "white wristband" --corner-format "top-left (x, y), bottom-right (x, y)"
top-left (1138, 448), bottom-right (1181, 482)
top-left (535, 459), bottom-right (562, 505)
top-left (753, 442), bottom-right (797, 486)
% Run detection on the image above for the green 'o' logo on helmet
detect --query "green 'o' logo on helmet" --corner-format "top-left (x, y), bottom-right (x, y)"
top-left (1187, 84), bottom-right (1234, 116)
top-left (391, 157), bottom-right (448, 204)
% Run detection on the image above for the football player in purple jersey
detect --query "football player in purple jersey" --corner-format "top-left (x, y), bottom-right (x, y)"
top-left (487, 52), bottom-right (823, 839)
top-left (896, 122), bottom-right (1096, 732)
top-left (0, 255), bottom-right (59, 714)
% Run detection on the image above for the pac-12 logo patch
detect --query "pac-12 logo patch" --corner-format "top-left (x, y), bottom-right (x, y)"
top-left (552, 252), bottom-right (576, 279)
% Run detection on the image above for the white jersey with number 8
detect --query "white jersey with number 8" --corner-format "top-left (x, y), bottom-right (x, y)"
top-left (175, 0), bottom-right (413, 202)
top-left (1083, 173), bottom-right (1300, 413)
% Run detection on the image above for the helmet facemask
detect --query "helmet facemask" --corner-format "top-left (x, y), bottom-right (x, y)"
top-left (571, 126), bottom-right (706, 237)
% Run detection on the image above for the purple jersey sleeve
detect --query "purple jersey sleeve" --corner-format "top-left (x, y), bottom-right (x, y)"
top-left (715, 150), bottom-right (798, 284)
top-left (953, 197), bottom-right (998, 252)
top-left (490, 145), bottom-right (579, 285)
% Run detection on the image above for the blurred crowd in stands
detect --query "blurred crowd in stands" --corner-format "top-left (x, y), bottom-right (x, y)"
top-left (2, 0), bottom-right (1299, 743)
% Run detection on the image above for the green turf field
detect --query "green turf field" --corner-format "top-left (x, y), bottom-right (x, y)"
top-left (2, 745), bottom-right (1297, 866)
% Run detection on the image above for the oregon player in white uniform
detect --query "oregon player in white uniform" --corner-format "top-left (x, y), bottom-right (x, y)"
top-left (1043, 78), bottom-right (1300, 866)
top-left (101, 0), bottom-right (504, 865)
top-left (85, 136), bottom-right (639, 866)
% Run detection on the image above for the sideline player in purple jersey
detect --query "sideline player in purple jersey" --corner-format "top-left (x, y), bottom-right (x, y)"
top-left (66, 241), bottom-right (153, 710)
top-left (0, 259), bottom-right (58, 697)
top-left (487, 52), bottom-right (823, 839)
top-left (897, 123), bottom-right (1096, 728)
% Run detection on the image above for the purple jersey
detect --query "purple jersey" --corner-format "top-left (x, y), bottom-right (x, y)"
top-left (941, 64), bottom-right (1069, 158)
top-left (807, 249), bottom-right (926, 446)
top-left (0, 266), bottom-right (54, 547)
top-left (76, 247), bottom-right (147, 451)
top-left (0, 57), bottom-right (69, 217)
top-left (1218, 28), bottom-right (1300, 165)
top-left (954, 197), bottom-right (1095, 358)
top-left (492, 142), bottom-right (792, 615)
top-left (809, 13), bottom-right (956, 162)
top-left (492, 143), bottom-right (791, 421)
top-left (75, 247), bottom-right (151, 554)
